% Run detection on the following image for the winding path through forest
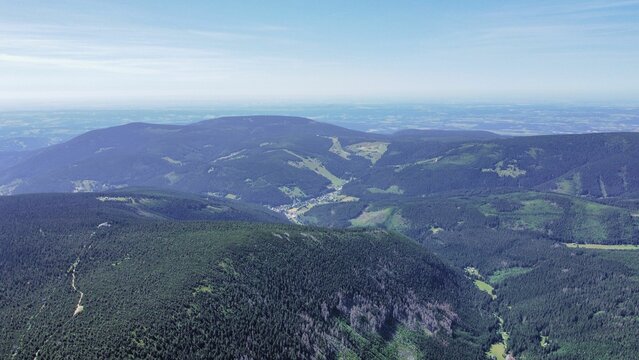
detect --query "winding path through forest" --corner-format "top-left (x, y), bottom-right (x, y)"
top-left (70, 258), bottom-right (84, 316)
top-left (32, 224), bottom-right (108, 359)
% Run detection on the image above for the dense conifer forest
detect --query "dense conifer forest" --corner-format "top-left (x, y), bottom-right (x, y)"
top-left (3, 117), bottom-right (639, 359)
top-left (0, 192), bottom-right (493, 359)
top-left (306, 191), bottom-right (639, 359)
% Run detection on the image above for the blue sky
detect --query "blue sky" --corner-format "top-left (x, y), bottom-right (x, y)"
top-left (0, 0), bottom-right (638, 107)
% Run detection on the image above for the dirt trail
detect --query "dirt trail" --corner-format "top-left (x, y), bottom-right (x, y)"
top-left (70, 258), bottom-right (85, 316)
top-left (32, 257), bottom-right (86, 360)
top-left (32, 225), bottom-right (107, 359)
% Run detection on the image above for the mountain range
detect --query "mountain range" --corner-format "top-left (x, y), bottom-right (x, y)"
top-left (2, 116), bottom-right (639, 359)
top-left (2, 116), bottom-right (638, 203)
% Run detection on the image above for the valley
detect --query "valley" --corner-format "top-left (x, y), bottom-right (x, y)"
top-left (3, 0), bottom-right (639, 357)
top-left (2, 116), bottom-right (639, 359)
top-left (269, 187), bottom-right (359, 224)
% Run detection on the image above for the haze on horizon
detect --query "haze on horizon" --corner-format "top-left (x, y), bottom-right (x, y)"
top-left (1, 0), bottom-right (638, 108)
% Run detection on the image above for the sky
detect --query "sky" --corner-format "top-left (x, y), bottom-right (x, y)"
top-left (0, 0), bottom-right (638, 108)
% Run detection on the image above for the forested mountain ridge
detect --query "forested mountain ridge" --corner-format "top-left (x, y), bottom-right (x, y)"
top-left (0, 116), bottom-right (380, 202)
top-left (0, 189), bottom-right (287, 224)
top-left (305, 190), bottom-right (639, 245)
top-left (2, 116), bottom-right (639, 204)
top-left (0, 191), bottom-right (493, 359)
top-left (303, 190), bottom-right (639, 359)
top-left (355, 132), bottom-right (639, 199)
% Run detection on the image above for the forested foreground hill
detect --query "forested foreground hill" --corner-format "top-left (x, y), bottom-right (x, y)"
top-left (0, 192), bottom-right (494, 359)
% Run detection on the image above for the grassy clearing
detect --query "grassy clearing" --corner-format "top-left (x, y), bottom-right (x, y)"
top-left (438, 153), bottom-right (476, 166)
top-left (345, 142), bottom-right (389, 164)
top-left (482, 160), bottom-right (527, 178)
top-left (486, 316), bottom-right (509, 360)
top-left (278, 186), bottom-right (306, 199)
top-left (489, 267), bottom-right (533, 284)
top-left (367, 185), bottom-right (404, 195)
top-left (351, 208), bottom-right (394, 227)
top-left (350, 207), bottom-right (408, 231)
top-left (326, 136), bottom-right (351, 160)
top-left (516, 199), bottom-right (562, 230)
top-left (474, 280), bottom-right (496, 300)
top-left (466, 267), bottom-right (501, 299)
top-left (478, 191), bottom-right (635, 243)
top-left (570, 200), bottom-right (625, 243)
top-left (480, 194), bottom-right (562, 231)
top-left (554, 172), bottom-right (582, 196)
top-left (565, 243), bottom-right (639, 250)
top-left (285, 150), bottom-right (347, 189)
top-left (487, 342), bottom-right (506, 360)
top-left (387, 212), bottom-right (409, 231)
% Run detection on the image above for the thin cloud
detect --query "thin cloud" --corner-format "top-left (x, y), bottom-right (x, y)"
top-left (488, 0), bottom-right (639, 18)
top-left (0, 20), bottom-right (306, 76)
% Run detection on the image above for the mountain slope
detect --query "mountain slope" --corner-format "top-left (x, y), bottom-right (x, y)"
top-left (304, 190), bottom-right (639, 245)
top-left (0, 116), bottom-right (384, 204)
top-left (300, 191), bottom-right (639, 359)
top-left (0, 192), bottom-right (492, 359)
top-left (0, 151), bottom-right (30, 173)
top-left (0, 188), bottom-right (287, 224)
top-left (3, 117), bottom-right (639, 208)
top-left (353, 132), bottom-right (639, 199)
